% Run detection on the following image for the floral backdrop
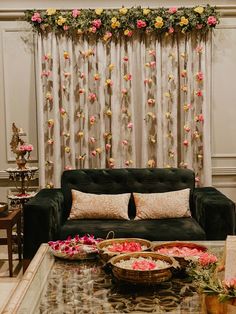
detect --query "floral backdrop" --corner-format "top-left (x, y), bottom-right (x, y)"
top-left (24, 6), bottom-right (218, 188)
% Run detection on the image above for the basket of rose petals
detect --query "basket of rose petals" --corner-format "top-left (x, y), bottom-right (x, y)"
top-left (152, 242), bottom-right (208, 268)
top-left (97, 238), bottom-right (152, 262)
top-left (48, 234), bottom-right (103, 260)
top-left (109, 251), bottom-right (178, 284)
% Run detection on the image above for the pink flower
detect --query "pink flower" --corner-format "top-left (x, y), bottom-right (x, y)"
top-left (127, 122), bottom-right (133, 129)
top-left (31, 12), bottom-right (42, 23)
top-left (122, 139), bottom-right (128, 146)
top-left (91, 150), bottom-right (97, 157)
top-left (207, 16), bottom-right (217, 26)
top-left (41, 70), bottom-right (51, 78)
top-left (124, 73), bottom-right (132, 81)
top-left (72, 9), bottom-right (80, 18)
top-left (105, 143), bottom-right (111, 151)
top-left (150, 61), bottom-right (156, 68)
top-left (136, 20), bottom-right (147, 28)
top-left (198, 252), bottom-right (218, 266)
top-left (63, 25), bottom-right (69, 31)
top-left (60, 108), bottom-right (67, 116)
top-left (92, 19), bottom-right (102, 29)
top-left (89, 26), bottom-right (97, 33)
top-left (184, 125), bottom-right (191, 132)
top-left (223, 278), bottom-right (236, 289)
top-left (195, 114), bottom-right (204, 122)
top-left (90, 115), bottom-right (96, 125)
top-left (148, 98), bottom-right (155, 106)
top-left (195, 176), bottom-right (200, 183)
top-left (122, 88), bottom-right (128, 95)
top-left (132, 260), bottom-right (156, 271)
top-left (89, 137), bottom-right (96, 143)
top-left (168, 7), bottom-right (177, 14)
top-left (47, 138), bottom-right (54, 145)
top-left (123, 56), bottom-right (129, 62)
top-left (196, 71), bottom-right (204, 82)
top-left (79, 88), bottom-right (85, 94)
top-left (183, 140), bottom-right (188, 147)
top-left (196, 90), bottom-right (203, 97)
top-left (168, 27), bottom-right (175, 34)
top-left (88, 93), bottom-right (97, 102)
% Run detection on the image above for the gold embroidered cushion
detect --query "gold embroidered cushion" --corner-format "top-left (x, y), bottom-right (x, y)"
top-left (134, 189), bottom-right (191, 220)
top-left (69, 190), bottom-right (131, 220)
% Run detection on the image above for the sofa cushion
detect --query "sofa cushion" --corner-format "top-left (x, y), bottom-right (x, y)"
top-left (134, 189), bottom-right (191, 220)
top-left (59, 217), bottom-right (205, 241)
top-left (61, 168), bottom-right (195, 221)
top-left (69, 190), bottom-right (130, 220)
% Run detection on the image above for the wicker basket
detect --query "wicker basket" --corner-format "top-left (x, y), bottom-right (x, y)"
top-left (49, 244), bottom-right (98, 261)
top-left (152, 241), bottom-right (208, 268)
top-left (109, 251), bottom-right (176, 285)
top-left (97, 238), bottom-right (152, 262)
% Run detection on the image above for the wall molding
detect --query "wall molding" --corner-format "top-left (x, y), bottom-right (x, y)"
top-left (212, 167), bottom-right (236, 176)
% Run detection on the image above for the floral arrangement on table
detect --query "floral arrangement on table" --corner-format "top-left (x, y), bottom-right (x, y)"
top-left (105, 241), bottom-right (146, 253)
top-left (24, 5), bottom-right (219, 38)
top-left (186, 252), bottom-right (236, 304)
top-left (10, 123), bottom-right (34, 170)
top-left (48, 234), bottom-right (103, 260)
top-left (115, 256), bottom-right (170, 271)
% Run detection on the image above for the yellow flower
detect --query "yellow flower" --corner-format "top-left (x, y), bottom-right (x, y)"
top-left (57, 16), bottom-right (67, 26)
top-left (108, 64), bottom-right (115, 71)
top-left (194, 6), bottom-right (204, 14)
top-left (155, 16), bottom-right (164, 28)
top-left (95, 8), bottom-right (103, 15)
top-left (65, 146), bottom-right (71, 153)
top-left (179, 16), bottom-right (189, 26)
top-left (111, 17), bottom-right (117, 23)
top-left (46, 8), bottom-right (56, 16)
top-left (124, 29), bottom-right (130, 36)
top-left (143, 8), bottom-right (151, 15)
top-left (119, 7), bottom-right (128, 15)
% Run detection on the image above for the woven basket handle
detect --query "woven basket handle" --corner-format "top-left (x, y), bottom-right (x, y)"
top-left (106, 230), bottom-right (115, 239)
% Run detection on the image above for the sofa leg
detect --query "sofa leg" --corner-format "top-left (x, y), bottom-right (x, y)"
top-left (23, 259), bottom-right (31, 273)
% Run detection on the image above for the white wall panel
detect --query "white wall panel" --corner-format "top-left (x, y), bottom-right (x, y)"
top-left (2, 28), bottom-right (37, 161)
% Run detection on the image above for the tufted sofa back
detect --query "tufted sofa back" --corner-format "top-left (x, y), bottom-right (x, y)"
top-left (61, 168), bottom-right (195, 221)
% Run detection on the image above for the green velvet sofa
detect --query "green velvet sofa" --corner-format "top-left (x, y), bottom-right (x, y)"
top-left (23, 168), bottom-right (235, 263)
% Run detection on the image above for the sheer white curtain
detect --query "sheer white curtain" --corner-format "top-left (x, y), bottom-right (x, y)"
top-left (36, 33), bottom-right (211, 188)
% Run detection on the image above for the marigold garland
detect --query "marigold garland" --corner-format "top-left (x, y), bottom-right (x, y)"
top-left (24, 5), bottom-right (219, 38)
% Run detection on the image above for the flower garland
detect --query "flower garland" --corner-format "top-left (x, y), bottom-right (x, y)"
top-left (24, 5), bottom-right (219, 38)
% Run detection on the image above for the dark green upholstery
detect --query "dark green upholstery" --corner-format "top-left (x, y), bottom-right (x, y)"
top-left (23, 168), bottom-right (235, 260)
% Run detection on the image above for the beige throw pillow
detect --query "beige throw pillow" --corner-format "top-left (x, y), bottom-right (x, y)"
top-left (134, 189), bottom-right (191, 220)
top-left (69, 190), bottom-right (131, 220)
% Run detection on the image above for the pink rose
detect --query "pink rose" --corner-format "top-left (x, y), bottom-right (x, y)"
top-left (90, 115), bottom-right (96, 125)
top-left (196, 90), bottom-right (203, 97)
top-left (122, 88), bottom-right (128, 95)
top-left (88, 93), bottom-right (97, 102)
top-left (127, 122), bottom-right (133, 129)
top-left (207, 16), bottom-right (217, 26)
top-left (123, 56), bottom-right (129, 62)
top-left (92, 19), bottom-right (102, 29)
top-left (122, 140), bottom-right (128, 146)
top-left (91, 150), bottom-right (97, 157)
top-left (168, 27), bottom-right (175, 34)
top-left (72, 9), bottom-right (80, 18)
top-left (136, 20), bottom-right (147, 28)
top-left (183, 140), bottom-right (188, 147)
top-left (105, 143), bottom-right (111, 151)
top-left (168, 7), bottom-right (177, 14)
top-left (63, 25), bottom-right (69, 31)
top-left (31, 12), bottom-right (42, 23)
top-left (196, 71), bottom-right (203, 82)
top-left (198, 253), bottom-right (218, 266)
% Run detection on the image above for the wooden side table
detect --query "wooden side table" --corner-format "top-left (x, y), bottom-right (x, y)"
top-left (0, 207), bottom-right (22, 276)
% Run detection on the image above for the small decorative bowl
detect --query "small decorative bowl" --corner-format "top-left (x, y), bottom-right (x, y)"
top-left (152, 241), bottom-right (208, 268)
top-left (0, 202), bottom-right (8, 217)
top-left (97, 238), bottom-right (152, 262)
top-left (109, 251), bottom-right (178, 285)
top-left (49, 244), bottom-right (98, 260)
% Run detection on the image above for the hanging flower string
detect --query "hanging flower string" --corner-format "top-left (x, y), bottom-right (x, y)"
top-left (25, 6), bottom-right (219, 38)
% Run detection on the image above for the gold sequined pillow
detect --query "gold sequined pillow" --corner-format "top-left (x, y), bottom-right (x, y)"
top-left (69, 190), bottom-right (131, 220)
top-left (134, 189), bottom-right (191, 220)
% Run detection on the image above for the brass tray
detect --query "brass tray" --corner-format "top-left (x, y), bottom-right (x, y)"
top-left (109, 251), bottom-right (177, 285)
top-left (152, 241), bottom-right (208, 268)
top-left (97, 238), bottom-right (152, 262)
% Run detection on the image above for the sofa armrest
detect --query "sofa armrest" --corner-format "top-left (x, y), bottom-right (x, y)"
top-left (23, 188), bottom-right (64, 260)
top-left (193, 187), bottom-right (236, 240)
